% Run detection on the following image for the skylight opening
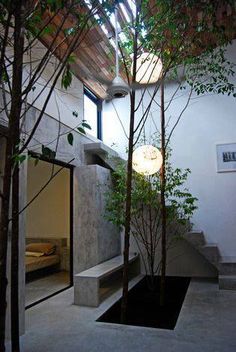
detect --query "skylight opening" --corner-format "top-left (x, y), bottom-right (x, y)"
top-left (85, 0), bottom-right (132, 59)
top-left (120, 3), bottom-right (131, 22)
top-left (110, 38), bottom-right (116, 49)
top-left (127, 0), bottom-right (136, 18)
top-left (84, 0), bottom-right (92, 9)
top-left (101, 24), bottom-right (109, 36)
top-left (109, 13), bottom-right (116, 29)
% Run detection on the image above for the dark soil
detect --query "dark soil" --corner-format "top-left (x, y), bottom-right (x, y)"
top-left (97, 276), bottom-right (190, 330)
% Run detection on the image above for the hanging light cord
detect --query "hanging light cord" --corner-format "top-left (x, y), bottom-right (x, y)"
top-left (115, 6), bottom-right (119, 77)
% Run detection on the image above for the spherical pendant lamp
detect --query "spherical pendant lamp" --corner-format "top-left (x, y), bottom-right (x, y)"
top-left (132, 145), bottom-right (163, 176)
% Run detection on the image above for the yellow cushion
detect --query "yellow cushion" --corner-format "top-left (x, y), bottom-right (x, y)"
top-left (25, 251), bottom-right (44, 257)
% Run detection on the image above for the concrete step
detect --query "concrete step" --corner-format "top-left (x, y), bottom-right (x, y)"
top-left (219, 262), bottom-right (236, 275)
top-left (83, 142), bottom-right (124, 171)
top-left (183, 231), bottom-right (205, 247)
top-left (199, 244), bottom-right (220, 269)
top-left (219, 275), bottom-right (236, 290)
top-left (183, 232), bottom-right (219, 270)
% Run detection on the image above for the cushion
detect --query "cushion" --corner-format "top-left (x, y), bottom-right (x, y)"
top-left (25, 251), bottom-right (44, 257)
top-left (26, 243), bottom-right (56, 256)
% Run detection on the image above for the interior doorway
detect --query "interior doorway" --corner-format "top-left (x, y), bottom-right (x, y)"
top-left (25, 157), bottom-right (73, 308)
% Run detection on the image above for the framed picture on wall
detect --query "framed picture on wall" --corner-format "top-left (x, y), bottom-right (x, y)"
top-left (216, 143), bottom-right (236, 173)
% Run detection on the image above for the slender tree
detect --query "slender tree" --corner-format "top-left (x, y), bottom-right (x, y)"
top-left (10, 1), bottom-right (25, 350)
top-left (0, 4), bottom-right (235, 350)
top-left (105, 145), bottom-right (197, 290)
top-left (0, 1), bottom-right (100, 350)
top-left (159, 79), bottom-right (166, 306)
top-left (102, 0), bottom-right (236, 321)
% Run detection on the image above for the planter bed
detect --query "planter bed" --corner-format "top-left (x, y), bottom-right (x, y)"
top-left (97, 276), bottom-right (190, 330)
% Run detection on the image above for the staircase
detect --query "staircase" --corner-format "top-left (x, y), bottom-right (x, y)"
top-left (184, 231), bottom-right (236, 290)
top-left (219, 261), bottom-right (236, 290)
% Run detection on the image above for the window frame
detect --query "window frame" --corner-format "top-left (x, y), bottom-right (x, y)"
top-left (84, 87), bottom-right (102, 140)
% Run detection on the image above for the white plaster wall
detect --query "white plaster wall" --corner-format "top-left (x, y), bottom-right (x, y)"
top-left (167, 87), bottom-right (236, 260)
top-left (103, 41), bottom-right (236, 260)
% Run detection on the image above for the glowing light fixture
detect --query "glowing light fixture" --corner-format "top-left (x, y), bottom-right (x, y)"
top-left (132, 145), bottom-right (163, 176)
top-left (133, 53), bottom-right (163, 84)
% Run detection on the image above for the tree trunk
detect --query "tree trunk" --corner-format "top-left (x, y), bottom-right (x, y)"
top-left (120, 90), bottom-right (136, 324)
top-left (11, 154), bottom-right (20, 352)
top-left (0, 1), bottom-right (25, 350)
top-left (0, 135), bottom-right (13, 352)
top-left (120, 5), bottom-right (139, 323)
top-left (160, 80), bottom-right (166, 307)
top-left (11, 2), bottom-right (25, 351)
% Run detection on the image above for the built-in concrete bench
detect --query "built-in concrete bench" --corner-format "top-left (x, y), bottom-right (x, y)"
top-left (74, 253), bottom-right (140, 307)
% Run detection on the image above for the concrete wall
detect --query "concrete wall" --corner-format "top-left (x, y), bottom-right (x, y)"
top-left (4, 39), bottom-right (98, 138)
top-left (1, 38), bottom-right (120, 339)
top-left (3, 38), bottom-right (83, 129)
top-left (0, 136), bottom-right (26, 338)
top-left (26, 159), bottom-right (70, 240)
top-left (74, 165), bottom-right (121, 274)
top-left (23, 107), bottom-right (121, 274)
top-left (0, 99), bottom-right (121, 337)
top-left (129, 234), bottom-right (217, 278)
top-left (102, 40), bottom-right (236, 262)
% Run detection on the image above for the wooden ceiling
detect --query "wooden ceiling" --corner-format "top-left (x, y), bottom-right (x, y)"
top-left (39, 1), bottom-right (236, 99)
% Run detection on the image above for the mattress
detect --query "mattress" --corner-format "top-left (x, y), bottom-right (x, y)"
top-left (25, 254), bottom-right (60, 273)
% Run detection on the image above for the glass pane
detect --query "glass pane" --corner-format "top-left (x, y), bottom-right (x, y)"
top-left (84, 95), bottom-right (97, 138)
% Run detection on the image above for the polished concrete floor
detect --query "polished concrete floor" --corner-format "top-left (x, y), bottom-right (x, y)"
top-left (25, 271), bottom-right (70, 307)
top-left (12, 277), bottom-right (236, 352)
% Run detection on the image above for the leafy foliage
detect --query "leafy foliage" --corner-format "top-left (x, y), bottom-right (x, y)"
top-left (105, 144), bottom-right (197, 279)
top-left (61, 65), bottom-right (72, 90)
top-left (41, 145), bottom-right (56, 160)
top-left (185, 46), bottom-right (236, 96)
top-left (67, 120), bottom-right (92, 146)
top-left (67, 132), bottom-right (73, 146)
top-left (105, 150), bottom-right (197, 229)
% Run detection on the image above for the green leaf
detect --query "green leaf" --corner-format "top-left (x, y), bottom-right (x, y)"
top-left (61, 65), bottom-right (72, 90)
top-left (34, 158), bottom-right (39, 166)
top-left (72, 111), bottom-right (78, 117)
top-left (77, 127), bottom-right (86, 134)
top-left (68, 54), bottom-right (76, 64)
top-left (12, 154), bottom-right (27, 164)
top-left (41, 145), bottom-right (56, 160)
top-left (67, 132), bottom-right (74, 146)
top-left (82, 122), bottom-right (91, 130)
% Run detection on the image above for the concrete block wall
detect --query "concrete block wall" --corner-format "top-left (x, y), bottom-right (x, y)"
top-left (74, 165), bottom-right (120, 274)
top-left (1, 103), bottom-right (122, 338)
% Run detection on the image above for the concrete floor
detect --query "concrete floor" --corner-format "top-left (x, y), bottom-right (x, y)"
top-left (25, 271), bottom-right (70, 307)
top-left (10, 277), bottom-right (236, 352)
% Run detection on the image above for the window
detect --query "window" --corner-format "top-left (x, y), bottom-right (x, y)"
top-left (84, 88), bottom-right (102, 140)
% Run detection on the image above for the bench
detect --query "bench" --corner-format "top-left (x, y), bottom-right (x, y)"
top-left (74, 253), bottom-right (140, 307)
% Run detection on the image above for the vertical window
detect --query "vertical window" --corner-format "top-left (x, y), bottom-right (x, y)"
top-left (84, 88), bottom-right (102, 140)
